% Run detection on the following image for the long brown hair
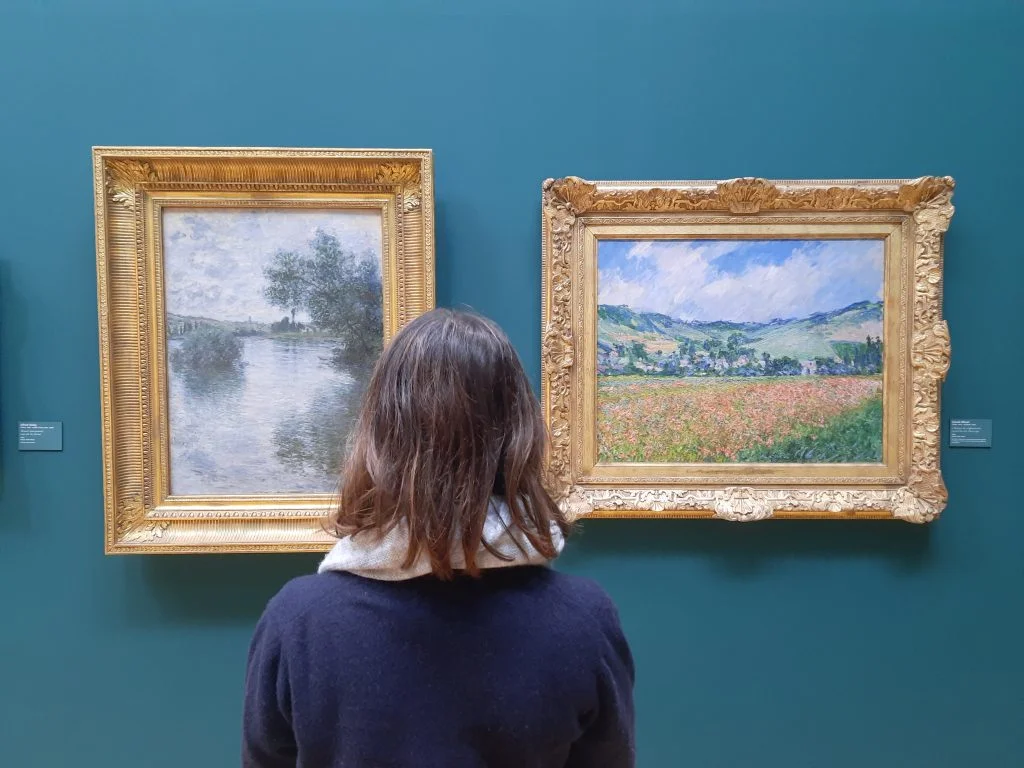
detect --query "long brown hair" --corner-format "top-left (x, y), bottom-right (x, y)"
top-left (328, 308), bottom-right (570, 579)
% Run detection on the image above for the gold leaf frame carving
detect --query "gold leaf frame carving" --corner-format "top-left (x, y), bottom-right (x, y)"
top-left (541, 176), bottom-right (953, 523)
top-left (94, 147), bottom-right (435, 553)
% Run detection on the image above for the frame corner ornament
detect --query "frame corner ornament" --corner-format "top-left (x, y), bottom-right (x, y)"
top-left (103, 158), bottom-right (159, 212)
top-left (890, 487), bottom-right (943, 524)
top-left (113, 495), bottom-right (145, 539)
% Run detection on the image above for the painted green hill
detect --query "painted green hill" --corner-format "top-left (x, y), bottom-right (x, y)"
top-left (597, 301), bottom-right (882, 360)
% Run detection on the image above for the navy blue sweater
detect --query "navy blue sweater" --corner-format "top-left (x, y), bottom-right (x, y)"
top-left (243, 566), bottom-right (635, 767)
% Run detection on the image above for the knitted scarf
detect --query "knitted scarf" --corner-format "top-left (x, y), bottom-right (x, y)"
top-left (318, 497), bottom-right (564, 581)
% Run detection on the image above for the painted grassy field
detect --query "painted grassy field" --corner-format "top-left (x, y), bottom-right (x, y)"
top-left (597, 375), bottom-right (883, 463)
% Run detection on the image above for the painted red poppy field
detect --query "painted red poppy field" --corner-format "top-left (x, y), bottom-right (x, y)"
top-left (597, 375), bottom-right (883, 464)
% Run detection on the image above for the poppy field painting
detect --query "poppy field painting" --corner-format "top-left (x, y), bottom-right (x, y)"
top-left (596, 239), bottom-right (885, 464)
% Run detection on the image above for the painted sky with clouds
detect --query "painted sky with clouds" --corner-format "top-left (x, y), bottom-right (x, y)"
top-left (598, 239), bottom-right (884, 323)
top-left (163, 209), bottom-right (382, 323)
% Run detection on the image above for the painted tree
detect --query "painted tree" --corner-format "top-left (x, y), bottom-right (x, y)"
top-left (262, 229), bottom-right (384, 370)
top-left (263, 250), bottom-right (308, 327)
top-left (302, 230), bottom-right (383, 367)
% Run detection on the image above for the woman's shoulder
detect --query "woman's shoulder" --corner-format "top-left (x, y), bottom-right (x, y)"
top-left (258, 571), bottom-right (365, 625)
top-left (532, 569), bottom-right (632, 671)
top-left (531, 568), bottom-right (625, 631)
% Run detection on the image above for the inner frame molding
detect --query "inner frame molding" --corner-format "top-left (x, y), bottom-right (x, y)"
top-left (540, 176), bottom-right (954, 523)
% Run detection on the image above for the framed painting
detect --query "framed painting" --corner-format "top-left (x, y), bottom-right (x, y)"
top-left (94, 147), bottom-right (434, 553)
top-left (541, 176), bottom-right (954, 522)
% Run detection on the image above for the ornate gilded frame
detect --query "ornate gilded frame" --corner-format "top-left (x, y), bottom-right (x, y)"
top-left (541, 176), bottom-right (954, 523)
top-left (94, 147), bottom-right (434, 553)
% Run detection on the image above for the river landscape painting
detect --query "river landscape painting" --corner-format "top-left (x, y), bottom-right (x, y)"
top-left (163, 208), bottom-right (383, 495)
top-left (597, 238), bottom-right (885, 464)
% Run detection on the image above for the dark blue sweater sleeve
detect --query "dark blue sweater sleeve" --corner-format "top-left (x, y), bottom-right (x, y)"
top-left (566, 593), bottom-right (637, 768)
top-left (242, 607), bottom-right (298, 768)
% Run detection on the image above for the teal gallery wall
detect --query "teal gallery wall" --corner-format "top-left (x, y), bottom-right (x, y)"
top-left (1, 1), bottom-right (1022, 765)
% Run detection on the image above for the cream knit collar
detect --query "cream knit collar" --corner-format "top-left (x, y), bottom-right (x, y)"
top-left (318, 497), bottom-right (564, 581)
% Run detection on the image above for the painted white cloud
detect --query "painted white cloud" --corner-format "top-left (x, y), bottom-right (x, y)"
top-left (598, 240), bottom-right (883, 323)
top-left (163, 209), bottom-right (382, 323)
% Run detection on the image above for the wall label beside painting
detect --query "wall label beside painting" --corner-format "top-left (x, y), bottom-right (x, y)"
top-left (18, 422), bottom-right (63, 451)
top-left (949, 419), bottom-right (992, 448)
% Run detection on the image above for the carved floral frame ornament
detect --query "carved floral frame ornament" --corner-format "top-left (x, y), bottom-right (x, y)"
top-left (94, 147), bottom-right (434, 553)
top-left (541, 176), bottom-right (954, 524)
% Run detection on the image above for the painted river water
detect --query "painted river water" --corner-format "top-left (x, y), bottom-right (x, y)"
top-left (167, 337), bottom-right (365, 495)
